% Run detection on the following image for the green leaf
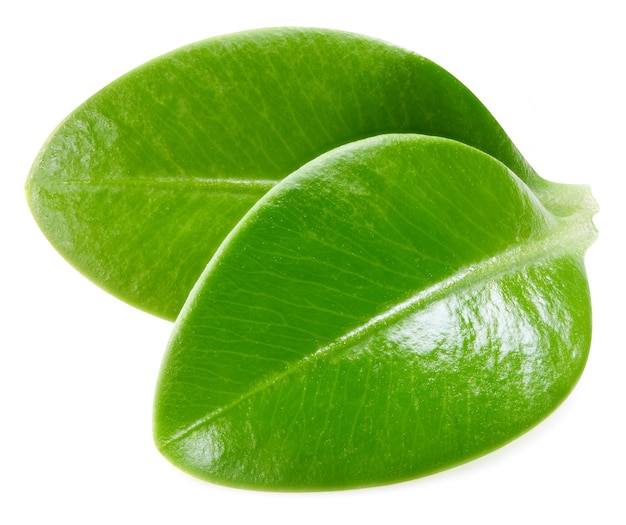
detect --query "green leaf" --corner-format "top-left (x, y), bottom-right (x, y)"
top-left (27, 27), bottom-right (547, 320)
top-left (153, 134), bottom-right (597, 491)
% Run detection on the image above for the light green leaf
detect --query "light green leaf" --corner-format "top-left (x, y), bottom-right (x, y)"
top-left (27, 27), bottom-right (547, 320)
top-left (153, 134), bottom-right (597, 490)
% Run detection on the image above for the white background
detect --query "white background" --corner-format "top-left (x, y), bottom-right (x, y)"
top-left (2, 1), bottom-right (624, 523)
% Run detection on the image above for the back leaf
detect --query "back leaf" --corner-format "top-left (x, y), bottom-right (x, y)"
top-left (27, 27), bottom-right (546, 320)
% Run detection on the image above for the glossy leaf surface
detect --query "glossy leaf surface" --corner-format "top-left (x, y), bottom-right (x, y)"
top-left (154, 134), bottom-right (597, 490)
top-left (27, 27), bottom-right (544, 320)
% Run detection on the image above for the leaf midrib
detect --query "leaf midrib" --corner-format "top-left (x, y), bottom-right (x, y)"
top-left (35, 177), bottom-right (279, 191)
top-left (160, 208), bottom-right (596, 450)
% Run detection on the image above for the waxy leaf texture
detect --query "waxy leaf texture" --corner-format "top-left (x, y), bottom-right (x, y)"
top-left (26, 28), bottom-right (598, 491)
top-left (154, 135), bottom-right (596, 490)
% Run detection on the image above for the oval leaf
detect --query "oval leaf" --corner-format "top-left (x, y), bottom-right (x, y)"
top-left (27, 27), bottom-right (548, 320)
top-left (153, 134), bottom-right (597, 490)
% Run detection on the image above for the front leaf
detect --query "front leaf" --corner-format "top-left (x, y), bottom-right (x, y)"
top-left (27, 27), bottom-right (547, 320)
top-left (153, 134), bottom-right (597, 490)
